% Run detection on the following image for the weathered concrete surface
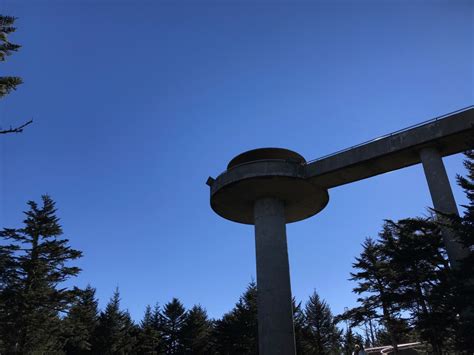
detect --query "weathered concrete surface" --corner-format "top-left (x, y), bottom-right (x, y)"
top-left (210, 158), bottom-right (329, 224)
top-left (207, 107), bottom-right (473, 355)
top-left (254, 198), bottom-right (296, 355)
top-left (307, 107), bottom-right (474, 188)
top-left (228, 147), bottom-right (305, 169)
top-left (420, 147), bottom-right (468, 268)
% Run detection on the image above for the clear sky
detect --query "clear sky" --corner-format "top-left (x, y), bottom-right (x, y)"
top-left (1, 0), bottom-right (473, 326)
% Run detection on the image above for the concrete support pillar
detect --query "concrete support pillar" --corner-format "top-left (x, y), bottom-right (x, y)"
top-left (419, 147), bottom-right (468, 268)
top-left (254, 197), bottom-right (296, 355)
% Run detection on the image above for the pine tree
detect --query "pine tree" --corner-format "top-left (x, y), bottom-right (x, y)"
top-left (62, 285), bottom-right (99, 353)
top-left (181, 305), bottom-right (214, 354)
top-left (161, 298), bottom-right (187, 354)
top-left (214, 281), bottom-right (258, 355)
top-left (0, 15), bottom-right (32, 134)
top-left (93, 288), bottom-right (137, 354)
top-left (0, 195), bottom-right (82, 352)
top-left (302, 291), bottom-right (341, 354)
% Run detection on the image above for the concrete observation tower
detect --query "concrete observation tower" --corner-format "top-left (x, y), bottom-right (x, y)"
top-left (206, 106), bottom-right (474, 355)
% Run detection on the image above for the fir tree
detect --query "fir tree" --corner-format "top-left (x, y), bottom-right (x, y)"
top-left (161, 298), bottom-right (187, 354)
top-left (0, 15), bottom-right (32, 134)
top-left (214, 281), bottom-right (258, 355)
top-left (0, 15), bottom-right (21, 88)
top-left (302, 291), bottom-right (341, 354)
top-left (0, 195), bottom-right (82, 352)
top-left (293, 299), bottom-right (306, 355)
top-left (451, 149), bottom-right (474, 351)
top-left (181, 305), bottom-right (214, 354)
top-left (136, 304), bottom-right (164, 354)
top-left (62, 285), bottom-right (99, 353)
top-left (342, 328), bottom-right (357, 355)
top-left (93, 288), bottom-right (137, 354)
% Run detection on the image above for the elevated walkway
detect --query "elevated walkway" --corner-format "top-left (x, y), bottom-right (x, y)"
top-left (306, 106), bottom-right (474, 188)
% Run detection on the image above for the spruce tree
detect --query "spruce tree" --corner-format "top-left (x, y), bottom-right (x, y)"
top-left (0, 195), bottom-right (82, 352)
top-left (451, 149), bottom-right (474, 351)
top-left (137, 304), bottom-right (164, 354)
top-left (342, 328), bottom-right (357, 355)
top-left (0, 15), bottom-right (32, 134)
top-left (293, 299), bottom-right (306, 355)
top-left (62, 285), bottom-right (99, 353)
top-left (0, 15), bottom-right (21, 91)
top-left (161, 297), bottom-right (187, 354)
top-left (93, 288), bottom-right (137, 354)
top-left (214, 281), bottom-right (258, 355)
top-left (181, 305), bottom-right (214, 354)
top-left (302, 291), bottom-right (341, 354)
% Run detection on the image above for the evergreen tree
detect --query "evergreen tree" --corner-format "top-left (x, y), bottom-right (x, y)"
top-left (349, 237), bottom-right (404, 352)
top-left (293, 299), bottom-right (306, 355)
top-left (336, 304), bottom-right (379, 341)
top-left (161, 297), bottom-right (187, 354)
top-left (302, 291), bottom-right (341, 354)
top-left (93, 288), bottom-right (137, 354)
top-left (0, 195), bottom-right (82, 352)
top-left (0, 15), bottom-right (21, 90)
top-left (214, 281), bottom-right (258, 355)
top-left (373, 321), bottom-right (412, 349)
top-left (0, 15), bottom-right (32, 134)
top-left (62, 285), bottom-right (99, 353)
top-left (345, 220), bottom-right (456, 352)
top-left (181, 305), bottom-right (214, 354)
top-left (451, 149), bottom-right (474, 351)
top-left (380, 218), bottom-right (455, 352)
top-left (342, 328), bottom-right (357, 355)
top-left (137, 304), bottom-right (164, 354)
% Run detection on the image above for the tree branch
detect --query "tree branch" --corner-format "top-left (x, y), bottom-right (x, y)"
top-left (0, 118), bottom-right (32, 134)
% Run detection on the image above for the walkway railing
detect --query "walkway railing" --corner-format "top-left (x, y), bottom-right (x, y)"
top-left (366, 342), bottom-right (423, 354)
top-left (306, 105), bottom-right (474, 164)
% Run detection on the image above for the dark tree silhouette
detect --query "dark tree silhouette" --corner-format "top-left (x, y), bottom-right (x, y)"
top-left (348, 237), bottom-right (403, 353)
top-left (449, 150), bottom-right (474, 351)
top-left (0, 195), bottom-right (82, 352)
top-left (214, 281), bottom-right (258, 355)
top-left (301, 290), bottom-right (342, 354)
top-left (93, 288), bottom-right (137, 354)
top-left (0, 15), bottom-right (32, 135)
top-left (136, 304), bottom-right (164, 353)
top-left (161, 298), bottom-right (187, 354)
top-left (380, 218), bottom-right (455, 352)
top-left (181, 305), bottom-right (214, 354)
top-left (62, 285), bottom-right (99, 353)
top-left (342, 328), bottom-right (357, 355)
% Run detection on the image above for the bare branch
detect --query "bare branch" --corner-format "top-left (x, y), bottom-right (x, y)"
top-left (0, 119), bottom-right (33, 134)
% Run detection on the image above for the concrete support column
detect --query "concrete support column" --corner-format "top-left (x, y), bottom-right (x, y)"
top-left (254, 197), bottom-right (296, 355)
top-left (419, 147), bottom-right (468, 268)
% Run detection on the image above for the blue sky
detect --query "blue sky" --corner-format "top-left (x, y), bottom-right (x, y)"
top-left (1, 0), bottom-right (472, 326)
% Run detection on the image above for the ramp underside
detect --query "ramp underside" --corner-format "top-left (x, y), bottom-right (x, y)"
top-left (306, 108), bottom-right (474, 189)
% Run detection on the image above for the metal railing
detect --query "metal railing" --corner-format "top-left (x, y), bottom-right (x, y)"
top-left (366, 342), bottom-right (423, 354)
top-left (305, 105), bottom-right (474, 164)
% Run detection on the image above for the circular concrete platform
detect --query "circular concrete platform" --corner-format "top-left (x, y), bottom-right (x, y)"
top-left (210, 148), bottom-right (329, 224)
top-left (227, 147), bottom-right (306, 169)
